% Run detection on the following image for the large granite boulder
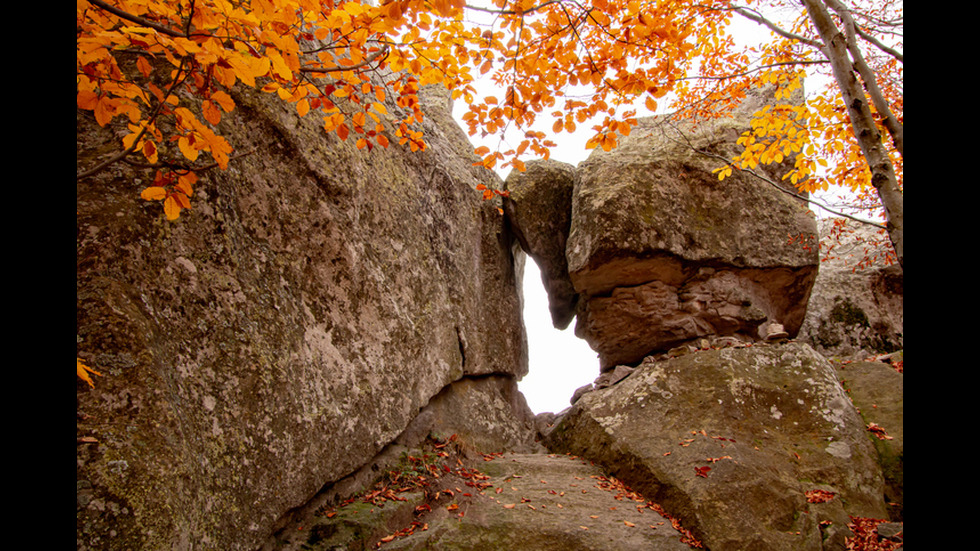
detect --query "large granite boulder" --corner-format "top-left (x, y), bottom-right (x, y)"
top-left (503, 159), bottom-right (579, 329)
top-left (567, 92), bottom-right (819, 370)
top-left (545, 341), bottom-right (888, 551)
top-left (799, 218), bottom-right (903, 361)
top-left (76, 78), bottom-right (533, 550)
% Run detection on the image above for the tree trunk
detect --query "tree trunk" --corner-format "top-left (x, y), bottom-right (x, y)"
top-left (802, 0), bottom-right (903, 268)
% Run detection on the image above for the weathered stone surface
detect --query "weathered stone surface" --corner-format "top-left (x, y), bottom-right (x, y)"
top-left (503, 159), bottom-right (579, 329)
top-left (838, 360), bottom-right (903, 521)
top-left (565, 88), bottom-right (818, 370)
top-left (799, 218), bottom-right (903, 360)
top-left (76, 78), bottom-right (529, 551)
top-left (380, 453), bottom-right (695, 551)
top-left (545, 342), bottom-right (887, 551)
top-left (404, 375), bottom-right (546, 455)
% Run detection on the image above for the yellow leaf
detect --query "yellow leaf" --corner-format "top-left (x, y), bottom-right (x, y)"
top-left (93, 96), bottom-right (114, 126)
top-left (137, 56), bottom-right (153, 78)
top-left (211, 90), bottom-right (235, 112)
top-left (164, 195), bottom-right (182, 220)
top-left (77, 90), bottom-right (99, 111)
top-left (140, 186), bottom-right (168, 201)
top-left (142, 140), bottom-right (159, 164)
top-left (175, 173), bottom-right (197, 196)
top-left (296, 98), bottom-right (310, 117)
top-left (178, 135), bottom-right (199, 161)
top-left (172, 191), bottom-right (191, 209)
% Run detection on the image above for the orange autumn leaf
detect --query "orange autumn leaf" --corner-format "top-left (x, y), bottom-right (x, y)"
top-left (140, 186), bottom-right (168, 201)
top-left (202, 100), bottom-right (222, 125)
top-left (76, 0), bottom-right (900, 263)
top-left (163, 195), bottom-right (184, 220)
top-left (77, 358), bottom-right (102, 388)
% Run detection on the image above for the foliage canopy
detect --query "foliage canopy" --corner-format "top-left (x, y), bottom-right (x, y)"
top-left (77, 0), bottom-right (901, 214)
top-left (77, 0), bottom-right (902, 384)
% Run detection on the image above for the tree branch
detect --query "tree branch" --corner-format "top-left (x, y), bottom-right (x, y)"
top-left (87, 0), bottom-right (184, 37)
top-left (464, 0), bottom-right (573, 17)
top-left (823, 0), bottom-right (903, 156)
top-left (729, 5), bottom-right (824, 49)
top-left (77, 59), bottom-right (191, 180)
top-left (298, 46), bottom-right (390, 74)
top-left (802, 0), bottom-right (902, 267)
top-left (692, 145), bottom-right (886, 230)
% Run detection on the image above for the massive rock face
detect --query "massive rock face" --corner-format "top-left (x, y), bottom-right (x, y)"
top-left (76, 81), bottom-right (535, 550)
top-left (545, 342), bottom-right (888, 551)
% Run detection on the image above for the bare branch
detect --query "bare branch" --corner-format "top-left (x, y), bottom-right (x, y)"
top-left (729, 5), bottom-right (824, 49)
top-left (464, 0), bottom-right (574, 17)
top-left (854, 25), bottom-right (903, 63)
top-left (695, 147), bottom-right (886, 230)
top-left (652, 117), bottom-right (886, 229)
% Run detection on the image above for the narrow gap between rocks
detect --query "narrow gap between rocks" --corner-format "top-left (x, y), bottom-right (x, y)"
top-left (517, 260), bottom-right (597, 416)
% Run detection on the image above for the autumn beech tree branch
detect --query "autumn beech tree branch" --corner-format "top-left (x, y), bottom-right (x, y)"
top-left (464, 0), bottom-right (572, 17)
top-left (823, 0), bottom-right (903, 156)
top-left (78, 0), bottom-right (902, 253)
top-left (86, 0), bottom-right (184, 37)
top-left (298, 46), bottom-right (391, 74)
top-left (76, 58), bottom-right (192, 180)
top-left (802, 0), bottom-right (902, 268)
top-left (691, 142), bottom-right (887, 230)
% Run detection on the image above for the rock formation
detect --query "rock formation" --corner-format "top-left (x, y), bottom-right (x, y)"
top-left (569, 112), bottom-right (818, 369)
top-left (545, 342), bottom-right (889, 551)
top-left (76, 79), bottom-right (536, 550)
top-left (78, 69), bottom-right (903, 550)
top-left (503, 89), bottom-right (819, 371)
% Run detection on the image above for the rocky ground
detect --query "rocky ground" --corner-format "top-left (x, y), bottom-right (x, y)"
top-left (262, 432), bottom-right (903, 551)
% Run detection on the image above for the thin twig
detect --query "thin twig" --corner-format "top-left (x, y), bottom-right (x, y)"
top-left (77, 59), bottom-right (191, 180)
top-left (87, 0), bottom-right (185, 37)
